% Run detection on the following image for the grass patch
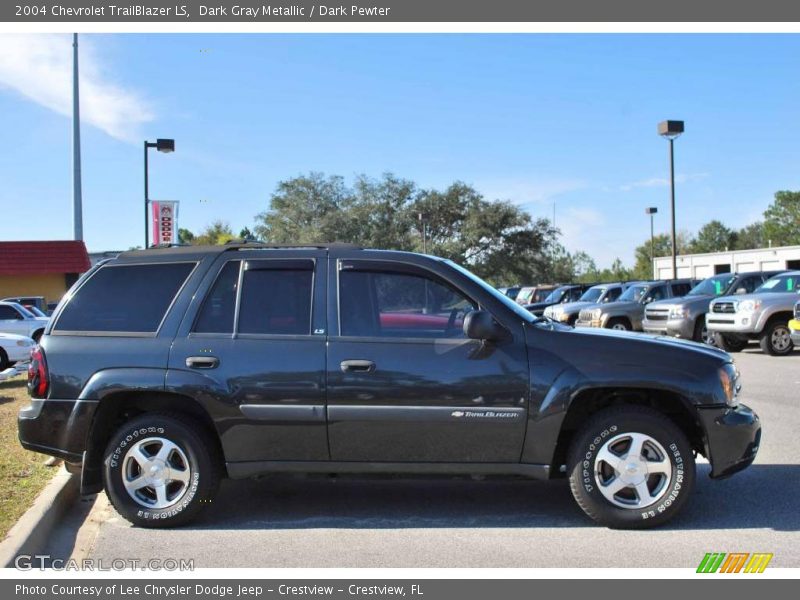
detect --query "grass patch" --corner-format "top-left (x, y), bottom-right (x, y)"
top-left (0, 376), bottom-right (54, 538)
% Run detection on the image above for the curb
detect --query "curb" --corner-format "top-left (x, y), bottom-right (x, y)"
top-left (0, 466), bottom-right (79, 568)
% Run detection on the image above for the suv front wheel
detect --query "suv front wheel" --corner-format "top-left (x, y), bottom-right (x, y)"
top-left (103, 414), bottom-right (220, 528)
top-left (567, 406), bottom-right (695, 529)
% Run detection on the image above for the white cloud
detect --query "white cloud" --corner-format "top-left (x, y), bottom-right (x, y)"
top-left (619, 172), bottom-right (709, 192)
top-left (0, 34), bottom-right (153, 142)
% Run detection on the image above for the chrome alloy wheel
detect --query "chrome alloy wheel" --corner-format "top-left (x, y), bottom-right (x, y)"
top-left (122, 437), bottom-right (192, 509)
top-left (771, 326), bottom-right (792, 353)
top-left (594, 432), bottom-right (672, 509)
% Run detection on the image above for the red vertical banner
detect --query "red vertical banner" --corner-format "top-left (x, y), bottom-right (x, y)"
top-left (150, 200), bottom-right (179, 246)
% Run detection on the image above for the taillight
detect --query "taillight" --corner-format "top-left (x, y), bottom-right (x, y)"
top-left (28, 346), bottom-right (49, 399)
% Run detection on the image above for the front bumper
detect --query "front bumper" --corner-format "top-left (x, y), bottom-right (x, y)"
top-left (698, 403), bottom-right (761, 479)
top-left (705, 311), bottom-right (761, 334)
top-left (18, 398), bottom-right (96, 464)
top-left (575, 318), bottom-right (603, 329)
top-left (642, 316), bottom-right (694, 339)
top-left (789, 319), bottom-right (800, 345)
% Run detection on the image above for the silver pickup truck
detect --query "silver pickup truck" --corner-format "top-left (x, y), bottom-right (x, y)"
top-left (706, 271), bottom-right (800, 355)
top-left (575, 279), bottom-right (695, 331)
top-left (543, 282), bottom-right (629, 326)
top-left (643, 271), bottom-right (782, 345)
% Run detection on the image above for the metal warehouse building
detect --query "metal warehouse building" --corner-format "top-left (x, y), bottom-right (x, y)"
top-left (653, 244), bottom-right (800, 279)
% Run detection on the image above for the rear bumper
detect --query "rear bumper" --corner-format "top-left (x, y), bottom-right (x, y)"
top-left (698, 403), bottom-right (761, 479)
top-left (18, 398), bottom-right (96, 464)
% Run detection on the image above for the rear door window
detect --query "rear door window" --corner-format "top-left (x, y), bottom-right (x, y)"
top-left (54, 263), bottom-right (195, 333)
top-left (237, 260), bottom-right (314, 335)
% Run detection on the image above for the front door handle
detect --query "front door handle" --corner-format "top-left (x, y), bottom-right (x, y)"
top-left (340, 359), bottom-right (376, 373)
top-left (186, 356), bottom-right (220, 369)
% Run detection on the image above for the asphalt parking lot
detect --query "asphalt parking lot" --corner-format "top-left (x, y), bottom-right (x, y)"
top-left (59, 348), bottom-right (800, 568)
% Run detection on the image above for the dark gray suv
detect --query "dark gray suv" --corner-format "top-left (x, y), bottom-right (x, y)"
top-left (18, 244), bottom-right (760, 529)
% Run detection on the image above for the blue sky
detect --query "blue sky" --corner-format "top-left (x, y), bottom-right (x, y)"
top-left (1, 34), bottom-right (799, 266)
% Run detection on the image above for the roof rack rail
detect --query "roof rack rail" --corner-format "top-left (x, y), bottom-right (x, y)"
top-left (222, 240), bottom-right (362, 250)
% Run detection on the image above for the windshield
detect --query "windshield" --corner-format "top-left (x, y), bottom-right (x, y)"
top-left (11, 303), bottom-right (35, 318)
top-left (688, 274), bottom-right (735, 296)
top-left (579, 287), bottom-right (604, 303)
top-left (26, 306), bottom-right (47, 317)
top-left (445, 260), bottom-right (534, 323)
top-left (544, 288), bottom-right (567, 304)
top-left (755, 274), bottom-right (800, 294)
top-left (619, 284), bottom-right (648, 302)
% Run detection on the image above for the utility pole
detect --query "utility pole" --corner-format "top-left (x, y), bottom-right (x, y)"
top-left (72, 33), bottom-right (83, 241)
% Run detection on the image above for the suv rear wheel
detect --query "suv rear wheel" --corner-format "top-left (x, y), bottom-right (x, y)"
top-left (759, 320), bottom-right (794, 356)
top-left (103, 413), bottom-right (220, 528)
top-left (567, 406), bottom-right (695, 529)
top-left (714, 333), bottom-right (747, 353)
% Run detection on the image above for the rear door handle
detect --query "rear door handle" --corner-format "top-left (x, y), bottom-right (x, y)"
top-left (186, 356), bottom-right (220, 369)
top-left (340, 360), bottom-right (376, 373)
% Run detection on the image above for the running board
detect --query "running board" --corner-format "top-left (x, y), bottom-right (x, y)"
top-left (226, 460), bottom-right (551, 480)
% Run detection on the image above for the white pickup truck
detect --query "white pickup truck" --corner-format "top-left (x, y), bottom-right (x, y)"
top-left (0, 301), bottom-right (49, 343)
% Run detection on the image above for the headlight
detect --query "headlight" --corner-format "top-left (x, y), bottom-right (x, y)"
top-left (16, 340), bottom-right (30, 347)
top-left (718, 363), bottom-right (741, 406)
top-left (591, 308), bottom-right (602, 319)
top-left (738, 300), bottom-right (761, 313)
top-left (669, 307), bottom-right (687, 318)
top-left (558, 312), bottom-right (570, 322)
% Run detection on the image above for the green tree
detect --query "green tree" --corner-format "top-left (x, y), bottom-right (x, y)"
top-left (763, 190), bottom-right (800, 247)
top-left (631, 232), bottom-right (692, 280)
top-left (178, 228), bottom-right (195, 245)
top-left (238, 226), bottom-right (256, 241)
top-left (253, 173), bottom-right (556, 285)
top-left (253, 172), bottom-right (353, 244)
top-left (734, 222), bottom-right (765, 250)
top-left (690, 220), bottom-right (736, 254)
top-left (194, 220), bottom-right (235, 245)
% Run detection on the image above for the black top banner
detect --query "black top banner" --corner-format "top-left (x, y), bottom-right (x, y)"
top-left (4, 0), bottom-right (800, 22)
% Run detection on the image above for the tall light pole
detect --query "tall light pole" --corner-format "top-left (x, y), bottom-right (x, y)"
top-left (144, 138), bottom-right (175, 247)
top-left (418, 212), bottom-right (428, 254)
top-left (72, 33), bottom-right (83, 241)
top-left (645, 207), bottom-right (658, 278)
top-left (658, 120), bottom-right (684, 279)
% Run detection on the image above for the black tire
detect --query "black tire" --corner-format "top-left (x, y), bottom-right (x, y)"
top-left (567, 405), bottom-right (695, 529)
top-left (759, 320), bottom-right (795, 356)
top-left (606, 318), bottom-right (631, 331)
top-left (0, 348), bottom-right (8, 371)
top-left (714, 333), bottom-right (747, 353)
top-left (693, 318), bottom-right (714, 345)
top-left (103, 413), bottom-right (221, 528)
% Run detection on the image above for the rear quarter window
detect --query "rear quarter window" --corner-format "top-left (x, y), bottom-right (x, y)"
top-left (54, 262), bottom-right (196, 333)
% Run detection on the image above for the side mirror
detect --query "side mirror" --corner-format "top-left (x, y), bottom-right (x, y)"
top-left (735, 287), bottom-right (747, 295)
top-left (643, 296), bottom-right (653, 305)
top-left (463, 310), bottom-right (507, 341)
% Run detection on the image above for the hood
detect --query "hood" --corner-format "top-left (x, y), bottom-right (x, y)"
top-left (527, 321), bottom-right (731, 374)
top-left (597, 300), bottom-right (639, 313)
top-left (557, 301), bottom-right (602, 314)
top-left (647, 295), bottom-right (712, 311)
top-left (0, 332), bottom-right (34, 343)
top-left (712, 291), bottom-right (799, 306)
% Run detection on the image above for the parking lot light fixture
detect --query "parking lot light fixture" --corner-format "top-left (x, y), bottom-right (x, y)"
top-left (645, 207), bottom-right (658, 277)
top-left (658, 120), bottom-right (684, 279)
top-left (144, 138), bottom-right (176, 248)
